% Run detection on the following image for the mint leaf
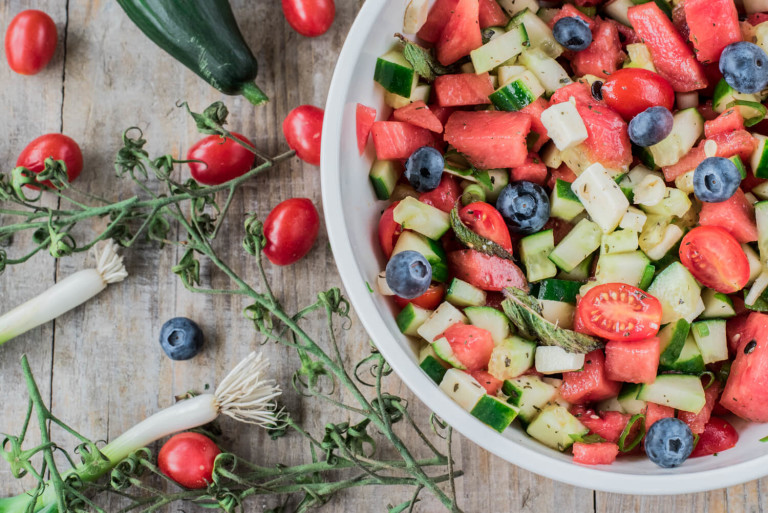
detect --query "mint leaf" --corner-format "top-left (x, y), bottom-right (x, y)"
top-left (471, 168), bottom-right (493, 190)
top-left (397, 34), bottom-right (451, 82)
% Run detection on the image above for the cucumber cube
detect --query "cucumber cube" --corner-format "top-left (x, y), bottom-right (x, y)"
top-left (619, 206), bottom-right (648, 232)
top-left (647, 262), bottom-right (703, 324)
top-left (658, 319), bottom-right (691, 367)
top-left (470, 395), bottom-right (519, 432)
top-left (418, 302), bottom-right (467, 343)
top-left (470, 24), bottom-right (529, 74)
top-left (593, 250), bottom-right (651, 289)
top-left (550, 179), bottom-right (585, 222)
top-left (536, 279), bottom-right (581, 304)
top-left (700, 289), bottom-right (737, 319)
top-left (396, 303), bottom-right (433, 337)
top-left (419, 345), bottom-right (449, 384)
top-left (502, 375), bottom-right (557, 424)
top-left (518, 47), bottom-right (572, 95)
top-left (490, 70), bottom-right (544, 111)
top-left (534, 346), bottom-right (585, 374)
top-left (510, 8), bottom-right (563, 58)
top-left (369, 160), bottom-right (403, 200)
top-left (638, 374), bottom-right (706, 413)
top-left (391, 231), bottom-right (449, 283)
top-left (660, 334), bottom-right (705, 375)
top-left (488, 336), bottom-right (537, 380)
top-left (648, 108), bottom-right (704, 168)
top-left (641, 187), bottom-right (692, 218)
top-left (526, 404), bottom-right (588, 451)
top-left (520, 229), bottom-right (558, 282)
top-left (374, 49), bottom-right (416, 97)
top-left (692, 319), bottom-right (728, 364)
top-left (548, 219), bottom-right (602, 272)
top-left (432, 337), bottom-right (466, 369)
top-left (439, 368), bottom-right (486, 411)
top-left (446, 278), bottom-right (487, 307)
top-left (465, 306), bottom-right (511, 345)
top-left (617, 383), bottom-right (646, 415)
top-left (393, 197), bottom-right (451, 241)
top-left (600, 229), bottom-right (639, 255)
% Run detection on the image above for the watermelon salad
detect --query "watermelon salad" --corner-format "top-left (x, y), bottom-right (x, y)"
top-left (359, 0), bottom-right (768, 467)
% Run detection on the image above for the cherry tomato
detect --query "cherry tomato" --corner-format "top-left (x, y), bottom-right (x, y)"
top-left (187, 132), bottom-right (255, 186)
top-left (283, 105), bottom-right (324, 165)
top-left (690, 417), bottom-right (739, 458)
top-left (378, 201), bottom-right (403, 259)
top-left (577, 283), bottom-right (663, 341)
top-left (263, 198), bottom-right (320, 266)
top-left (679, 226), bottom-right (750, 294)
top-left (158, 432), bottom-right (221, 489)
top-left (601, 68), bottom-right (675, 121)
top-left (393, 283), bottom-right (445, 310)
top-left (4, 10), bottom-right (57, 75)
top-left (16, 133), bottom-right (83, 188)
top-left (459, 202), bottom-right (514, 254)
top-left (281, 0), bottom-right (335, 37)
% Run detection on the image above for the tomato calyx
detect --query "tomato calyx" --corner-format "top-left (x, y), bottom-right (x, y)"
top-left (578, 283), bottom-right (663, 341)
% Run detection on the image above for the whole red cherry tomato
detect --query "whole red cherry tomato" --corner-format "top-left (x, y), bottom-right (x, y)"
top-left (679, 226), bottom-right (750, 294)
top-left (187, 132), bottom-right (255, 186)
top-left (4, 10), bottom-right (57, 75)
top-left (281, 0), bottom-right (335, 37)
top-left (378, 201), bottom-right (403, 259)
top-left (16, 133), bottom-right (83, 188)
top-left (283, 105), bottom-right (324, 166)
top-left (690, 417), bottom-right (739, 458)
top-left (459, 202), bottom-right (514, 254)
top-left (577, 283), bottom-right (663, 341)
top-left (158, 432), bottom-right (221, 489)
top-left (601, 68), bottom-right (675, 121)
top-left (263, 198), bottom-right (320, 266)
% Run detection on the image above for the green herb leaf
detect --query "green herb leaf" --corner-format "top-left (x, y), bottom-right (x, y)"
top-left (760, 435), bottom-right (768, 442)
top-left (502, 287), bottom-right (604, 354)
top-left (569, 432), bottom-right (606, 444)
top-left (471, 168), bottom-right (493, 190)
top-left (450, 207), bottom-right (515, 260)
top-left (396, 34), bottom-right (451, 82)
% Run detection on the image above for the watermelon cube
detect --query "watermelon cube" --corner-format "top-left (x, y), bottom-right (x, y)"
top-left (511, 153), bottom-right (548, 186)
top-left (699, 188), bottom-right (758, 243)
top-left (356, 103), bottom-right (377, 155)
top-left (571, 20), bottom-right (623, 80)
top-left (571, 406), bottom-right (632, 443)
top-left (437, 0), bottom-right (483, 66)
top-left (434, 73), bottom-right (494, 107)
top-left (393, 100), bottom-right (443, 133)
top-left (678, 381), bottom-right (721, 434)
top-left (605, 337), bottom-right (660, 384)
top-left (444, 111), bottom-right (532, 169)
top-left (479, 0), bottom-right (508, 28)
top-left (684, 0), bottom-right (741, 64)
top-left (572, 442), bottom-right (620, 465)
top-left (644, 402), bottom-right (675, 432)
top-left (520, 97), bottom-right (551, 152)
top-left (447, 250), bottom-right (528, 292)
top-left (704, 108), bottom-right (744, 139)
top-left (561, 349), bottom-right (622, 404)
top-left (417, 0), bottom-right (460, 43)
top-left (371, 121), bottom-right (436, 160)
top-left (721, 313), bottom-right (768, 422)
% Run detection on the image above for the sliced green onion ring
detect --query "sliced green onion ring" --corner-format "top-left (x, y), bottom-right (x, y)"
top-left (726, 100), bottom-right (767, 127)
top-left (618, 413), bottom-right (646, 452)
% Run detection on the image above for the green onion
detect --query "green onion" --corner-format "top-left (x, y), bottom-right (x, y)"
top-left (1, 351), bottom-right (281, 513)
top-left (726, 100), bottom-right (767, 127)
top-left (461, 184), bottom-right (486, 206)
top-left (0, 240), bottom-right (127, 346)
top-left (618, 413), bottom-right (646, 452)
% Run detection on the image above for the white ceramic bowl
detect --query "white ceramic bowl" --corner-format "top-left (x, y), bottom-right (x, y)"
top-left (320, 0), bottom-right (768, 494)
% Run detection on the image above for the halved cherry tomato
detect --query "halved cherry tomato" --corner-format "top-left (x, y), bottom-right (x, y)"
top-left (679, 226), bottom-right (750, 294)
top-left (577, 283), bottom-right (663, 341)
top-left (459, 202), bottom-right (514, 253)
top-left (690, 417), bottom-right (739, 457)
top-left (16, 133), bottom-right (83, 188)
top-left (601, 68), bottom-right (675, 121)
top-left (442, 323), bottom-right (494, 371)
top-left (5, 10), bottom-right (57, 75)
top-left (393, 283), bottom-right (445, 310)
top-left (158, 432), bottom-right (221, 489)
top-left (187, 132), bottom-right (255, 186)
top-left (281, 0), bottom-right (335, 37)
top-left (378, 201), bottom-right (403, 259)
top-left (263, 198), bottom-right (320, 266)
top-left (283, 105), bottom-right (324, 165)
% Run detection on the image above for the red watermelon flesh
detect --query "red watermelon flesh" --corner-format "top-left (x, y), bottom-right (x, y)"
top-left (571, 20), bottom-right (624, 80)
top-left (684, 0), bottom-right (741, 64)
top-left (444, 110), bottom-right (532, 169)
top-left (699, 188), bottom-right (758, 243)
top-left (604, 337), bottom-right (660, 384)
top-left (478, 0), bottom-right (508, 28)
top-left (662, 131), bottom-right (757, 182)
top-left (418, 0), bottom-right (460, 43)
top-left (561, 350), bottom-right (622, 404)
top-left (645, 402), bottom-right (675, 431)
top-left (572, 442), bottom-right (620, 465)
top-left (511, 152), bottom-right (548, 186)
top-left (447, 250), bottom-right (528, 292)
top-left (356, 103), bottom-right (377, 155)
top-left (393, 101), bottom-right (443, 133)
top-left (371, 121), bottom-right (437, 160)
top-left (520, 97), bottom-right (551, 151)
top-left (437, 0), bottom-right (483, 66)
top-left (678, 381), bottom-right (721, 434)
top-left (721, 313), bottom-right (768, 422)
top-left (548, 4), bottom-right (596, 30)
top-left (434, 73), bottom-right (494, 107)
top-left (704, 108), bottom-right (744, 138)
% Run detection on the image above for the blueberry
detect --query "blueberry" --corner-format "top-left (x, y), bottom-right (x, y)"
top-left (385, 250), bottom-right (432, 299)
top-left (553, 17), bottom-right (592, 52)
top-left (719, 42), bottom-right (768, 94)
top-left (628, 106), bottom-right (674, 147)
top-left (693, 157), bottom-right (741, 203)
top-left (496, 181), bottom-right (550, 234)
top-left (645, 417), bottom-right (695, 468)
top-left (404, 146), bottom-right (444, 192)
top-left (160, 317), bottom-right (204, 361)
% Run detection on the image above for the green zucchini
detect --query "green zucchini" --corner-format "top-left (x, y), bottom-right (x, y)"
top-left (117, 0), bottom-right (268, 105)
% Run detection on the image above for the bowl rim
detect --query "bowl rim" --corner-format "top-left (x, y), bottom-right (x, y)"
top-left (320, 0), bottom-right (768, 494)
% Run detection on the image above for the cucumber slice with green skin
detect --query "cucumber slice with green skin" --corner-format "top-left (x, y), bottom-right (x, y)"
top-left (481, 169), bottom-right (510, 204)
top-left (518, 47), bottom-right (572, 95)
top-left (465, 306), bottom-right (511, 345)
top-left (439, 368), bottom-right (486, 411)
top-left (534, 346), bottom-right (585, 374)
top-left (520, 229), bottom-right (558, 282)
top-left (548, 219), bottom-right (602, 272)
top-left (526, 404), bottom-right (588, 451)
top-left (391, 231), bottom-right (449, 283)
top-left (537, 279), bottom-right (582, 303)
top-left (751, 135), bottom-right (768, 179)
top-left (417, 302), bottom-right (467, 342)
top-left (470, 395), bottom-right (520, 432)
top-left (572, 163), bottom-right (630, 233)
top-left (638, 374), bottom-right (706, 413)
top-left (498, 0), bottom-right (541, 17)
top-left (593, 250), bottom-right (652, 289)
top-left (660, 334), bottom-right (706, 374)
top-left (490, 70), bottom-right (545, 111)
top-left (638, 263), bottom-right (655, 290)
top-left (713, 78), bottom-right (764, 120)
top-left (636, 145), bottom-right (658, 169)
top-left (597, 396), bottom-right (625, 413)
top-left (658, 319), bottom-right (691, 368)
top-left (556, 254), bottom-right (593, 282)
top-left (647, 262), bottom-right (703, 324)
top-left (730, 155), bottom-right (748, 180)
top-left (502, 375), bottom-right (557, 424)
top-left (396, 303), bottom-right (433, 336)
top-left (600, 229), bottom-right (639, 255)
top-left (640, 188), bottom-right (692, 218)
top-left (497, 65), bottom-right (528, 87)
top-left (393, 197), bottom-right (451, 241)
top-left (510, 8), bottom-right (563, 58)
top-left (540, 300), bottom-right (575, 329)
top-left (700, 289), bottom-right (737, 319)
top-left (470, 23), bottom-right (529, 74)
top-left (550, 179), bottom-right (585, 222)
top-left (432, 337), bottom-right (466, 369)
top-left (374, 49), bottom-right (416, 97)
top-left (624, 43), bottom-right (657, 72)
top-left (648, 108), bottom-right (704, 168)
top-left (445, 278), bottom-right (487, 307)
top-left (639, 215), bottom-right (685, 262)
top-left (419, 345), bottom-right (450, 384)
top-left (369, 160), bottom-right (403, 200)
top-left (692, 319), bottom-right (728, 364)
top-left (751, 180), bottom-right (768, 201)
top-left (488, 336), bottom-right (537, 380)
top-left (618, 383), bottom-right (646, 415)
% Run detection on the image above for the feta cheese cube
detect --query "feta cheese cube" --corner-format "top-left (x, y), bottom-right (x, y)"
top-left (541, 99), bottom-right (588, 151)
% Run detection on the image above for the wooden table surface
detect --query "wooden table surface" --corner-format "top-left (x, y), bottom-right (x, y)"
top-left (0, 1), bottom-right (765, 511)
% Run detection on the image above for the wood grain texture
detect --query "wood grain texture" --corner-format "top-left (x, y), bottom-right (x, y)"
top-left (0, 1), bottom-right (764, 512)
